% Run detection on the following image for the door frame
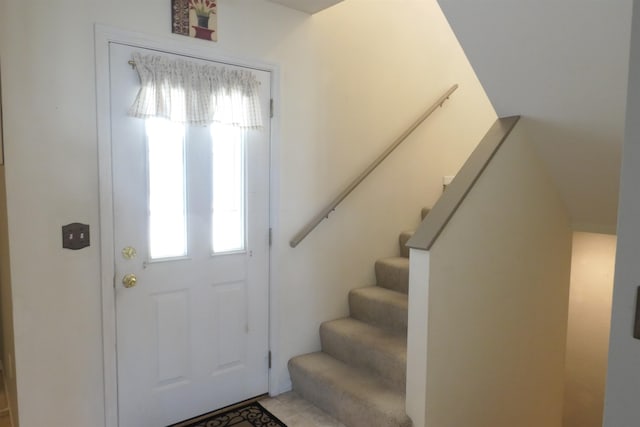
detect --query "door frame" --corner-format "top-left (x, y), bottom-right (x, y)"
top-left (94, 24), bottom-right (280, 427)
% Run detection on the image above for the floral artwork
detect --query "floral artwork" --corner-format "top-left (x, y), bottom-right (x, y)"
top-left (171, 0), bottom-right (218, 42)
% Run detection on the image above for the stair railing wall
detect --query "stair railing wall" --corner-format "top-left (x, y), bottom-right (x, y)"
top-left (289, 84), bottom-right (459, 248)
top-left (404, 115), bottom-right (574, 427)
top-left (404, 116), bottom-right (519, 427)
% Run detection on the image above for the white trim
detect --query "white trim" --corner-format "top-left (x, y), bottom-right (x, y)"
top-left (95, 26), bottom-right (118, 427)
top-left (94, 24), bottom-right (280, 427)
top-left (406, 248), bottom-right (431, 427)
top-left (268, 71), bottom-right (286, 395)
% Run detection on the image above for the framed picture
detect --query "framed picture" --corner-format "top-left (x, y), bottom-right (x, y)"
top-left (172, 0), bottom-right (218, 42)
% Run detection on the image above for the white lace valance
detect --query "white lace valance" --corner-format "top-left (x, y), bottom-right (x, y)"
top-left (128, 52), bottom-right (263, 128)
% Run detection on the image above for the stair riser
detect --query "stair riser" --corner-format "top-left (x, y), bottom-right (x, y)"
top-left (421, 207), bottom-right (430, 220)
top-left (399, 231), bottom-right (413, 258)
top-left (349, 290), bottom-right (407, 333)
top-left (320, 323), bottom-right (406, 391)
top-left (375, 259), bottom-right (409, 294)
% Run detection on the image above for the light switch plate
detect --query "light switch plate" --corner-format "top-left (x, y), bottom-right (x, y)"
top-left (62, 223), bottom-right (90, 250)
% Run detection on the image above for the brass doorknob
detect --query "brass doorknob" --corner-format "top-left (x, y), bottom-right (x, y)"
top-left (122, 273), bottom-right (137, 288)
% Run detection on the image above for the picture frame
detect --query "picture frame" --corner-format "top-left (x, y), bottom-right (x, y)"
top-left (172, 0), bottom-right (218, 42)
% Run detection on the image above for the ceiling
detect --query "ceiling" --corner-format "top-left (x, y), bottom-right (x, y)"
top-left (266, 0), bottom-right (343, 14)
top-left (438, 0), bottom-right (633, 232)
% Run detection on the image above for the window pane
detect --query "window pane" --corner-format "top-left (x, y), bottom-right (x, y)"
top-left (211, 123), bottom-right (245, 253)
top-left (146, 118), bottom-right (188, 259)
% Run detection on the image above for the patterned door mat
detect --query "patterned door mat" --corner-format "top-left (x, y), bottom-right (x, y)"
top-left (168, 402), bottom-right (287, 427)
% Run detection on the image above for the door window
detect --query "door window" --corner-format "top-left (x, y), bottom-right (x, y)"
top-left (146, 118), bottom-right (188, 260)
top-left (145, 119), bottom-right (248, 259)
top-left (211, 123), bottom-right (245, 254)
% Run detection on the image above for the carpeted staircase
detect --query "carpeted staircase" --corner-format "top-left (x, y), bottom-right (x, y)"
top-left (288, 208), bottom-right (430, 427)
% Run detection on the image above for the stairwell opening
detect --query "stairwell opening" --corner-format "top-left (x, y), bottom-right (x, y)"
top-left (562, 232), bottom-right (616, 427)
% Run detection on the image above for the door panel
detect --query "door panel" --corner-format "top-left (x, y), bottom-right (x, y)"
top-left (109, 42), bottom-right (271, 427)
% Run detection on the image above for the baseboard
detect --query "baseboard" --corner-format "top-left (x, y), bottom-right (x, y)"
top-left (272, 379), bottom-right (292, 397)
top-left (572, 222), bottom-right (617, 235)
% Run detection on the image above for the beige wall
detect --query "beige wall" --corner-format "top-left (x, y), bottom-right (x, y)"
top-left (425, 124), bottom-right (572, 426)
top-left (563, 232), bottom-right (615, 427)
top-left (0, 0), bottom-right (495, 425)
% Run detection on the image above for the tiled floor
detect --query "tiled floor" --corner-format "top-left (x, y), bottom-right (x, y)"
top-left (260, 392), bottom-right (346, 427)
top-left (0, 382), bottom-right (334, 427)
top-left (0, 383), bottom-right (331, 427)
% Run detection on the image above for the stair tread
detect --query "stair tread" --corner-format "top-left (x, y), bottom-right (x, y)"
top-left (289, 352), bottom-right (411, 427)
top-left (350, 286), bottom-right (408, 309)
top-left (399, 230), bottom-right (414, 238)
top-left (376, 256), bottom-right (410, 268)
top-left (322, 317), bottom-right (407, 353)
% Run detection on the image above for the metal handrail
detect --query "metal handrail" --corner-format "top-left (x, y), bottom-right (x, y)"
top-left (289, 84), bottom-right (459, 248)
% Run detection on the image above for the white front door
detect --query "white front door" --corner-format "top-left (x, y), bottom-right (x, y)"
top-left (109, 43), bottom-right (271, 427)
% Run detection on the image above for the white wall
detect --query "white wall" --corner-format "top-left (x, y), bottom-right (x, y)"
top-left (603, 2), bottom-right (640, 425)
top-left (563, 232), bottom-right (616, 427)
top-left (0, 0), bottom-right (496, 425)
top-left (421, 124), bottom-right (572, 426)
top-left (437, 0), bottom-right (632, 233)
